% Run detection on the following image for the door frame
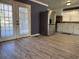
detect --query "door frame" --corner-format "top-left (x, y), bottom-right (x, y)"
top-left (13, 1), bottom-right (31, 39)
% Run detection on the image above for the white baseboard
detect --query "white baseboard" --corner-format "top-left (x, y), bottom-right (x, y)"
top-left (30, 33), bottom-right (40, 37)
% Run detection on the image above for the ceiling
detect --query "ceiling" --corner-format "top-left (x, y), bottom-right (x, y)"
top-left (36, 0), bottom-right (79, 9)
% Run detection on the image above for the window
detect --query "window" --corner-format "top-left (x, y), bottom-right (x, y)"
top-left (19, 7), bottom-right (29, 34)
top-left (63, 10), bottom-right (79, 22)
top-left (0, 3), bottom-right (13, 37)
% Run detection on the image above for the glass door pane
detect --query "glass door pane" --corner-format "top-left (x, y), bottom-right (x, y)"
top-left (0, 3), bottom-right (13, 37)
top-left (19, 7), bottom-right (29, 34)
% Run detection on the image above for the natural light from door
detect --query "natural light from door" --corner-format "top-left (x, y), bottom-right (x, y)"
top-left (0, 3), bottom-right (13, 37)
top-left (19, 7), bottom-right (29, 35)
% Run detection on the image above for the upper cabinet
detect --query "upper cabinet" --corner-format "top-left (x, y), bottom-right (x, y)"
top-left (63, 10), bottom-right (79, 22)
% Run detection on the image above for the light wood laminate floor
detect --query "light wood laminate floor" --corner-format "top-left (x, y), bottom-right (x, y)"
top-left (0, 33), bottom-right (79, 59)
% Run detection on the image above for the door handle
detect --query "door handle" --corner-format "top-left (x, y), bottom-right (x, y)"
top-left (16, 20), bottom-right (19, 25)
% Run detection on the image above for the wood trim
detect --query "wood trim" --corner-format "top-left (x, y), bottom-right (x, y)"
top-left (56, 16), bottom-right (62, 23)
top-left (58, 21), bottom-right (79, 23)
top-left (63, 7), bottom-right (79, 11)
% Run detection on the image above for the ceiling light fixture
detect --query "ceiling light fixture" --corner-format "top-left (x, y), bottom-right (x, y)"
top-left (66, 0), bottom-right (71, 6)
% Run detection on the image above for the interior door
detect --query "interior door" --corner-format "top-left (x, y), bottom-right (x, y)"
top-left (40, 11), bottom-right (48, 35)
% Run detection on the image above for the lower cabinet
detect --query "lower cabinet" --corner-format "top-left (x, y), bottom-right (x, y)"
top-left (67, 23), bottom-right (74, 33)
top-left (62, 23), bottom-right (69, 33)
top-left (57, 23), bottom-right (63, 32)
top-left (73, 24), bottom-right (79, 35)
top-left (57, 23), bottom-right (79, 35)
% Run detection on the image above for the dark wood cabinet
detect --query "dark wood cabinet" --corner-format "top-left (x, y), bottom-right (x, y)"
top-left (56, 16), bottom-right (62, 23)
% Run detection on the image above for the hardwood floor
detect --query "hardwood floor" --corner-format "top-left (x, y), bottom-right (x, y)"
top-left (0, 33), bottom-right (79, 59)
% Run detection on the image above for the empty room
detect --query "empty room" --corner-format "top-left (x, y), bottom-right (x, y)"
top-left (0, 0), bottom-right (79, 59)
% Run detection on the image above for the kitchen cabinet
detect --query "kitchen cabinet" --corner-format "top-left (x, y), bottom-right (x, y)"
top-left (67, 23), bottom-right (74, 33)
top-left (57, 23), bottom-right (63, 32)
top-left (57, 23), bottom-right (79, 35)
top-left (73, 24), bottom-right (79, 35)
top-left (62, 23), bottom-right (68, 33)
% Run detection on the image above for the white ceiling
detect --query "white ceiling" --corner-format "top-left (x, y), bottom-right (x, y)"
top-left (36, 0), bottom-right (79, 9)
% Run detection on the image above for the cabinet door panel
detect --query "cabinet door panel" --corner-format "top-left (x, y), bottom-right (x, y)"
top-left (62, 23), bottom-right (68, 33)
top-left (73, 24), bottom-right (79, 34)
top-left (57, 23), bottom-right (63, 32)
top-left (67, 23), bottom-right (74, 33)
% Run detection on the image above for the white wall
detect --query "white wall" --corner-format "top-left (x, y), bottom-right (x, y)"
top-left (55, 8), bottom-right (63, 16)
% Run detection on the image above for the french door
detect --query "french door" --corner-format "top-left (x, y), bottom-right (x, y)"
top-left (0, 3), bottom-right (14, 41)
top-left (19, 7), bottom-right (29, 36)
top-left (15, 2), bottom-right (31, 38)
top-left (0, 2), bottom-right (31, 42)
